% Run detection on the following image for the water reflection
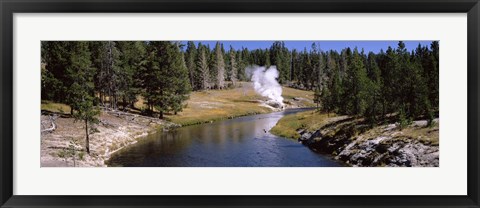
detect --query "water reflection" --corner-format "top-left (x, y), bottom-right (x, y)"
top-left (107, 109), bottom-right (341, 167)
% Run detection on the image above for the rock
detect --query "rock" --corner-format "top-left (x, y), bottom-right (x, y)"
top-left (299, 132), bottom-right (311, 142)
top-left (265, 100), bottom-right (283, 109)
top-left (383, 124), bottom-right (397, 132)
top-left (413, 120), bottom-right (428, 127)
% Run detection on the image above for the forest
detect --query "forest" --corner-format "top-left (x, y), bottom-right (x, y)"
top-left (41, 41), bottom-right (439, 154)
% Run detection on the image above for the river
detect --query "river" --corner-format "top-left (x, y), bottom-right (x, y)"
top-left (106, 108), bottom-right (342, 167)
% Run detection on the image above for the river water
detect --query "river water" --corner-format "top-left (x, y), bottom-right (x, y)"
top-left (107, 108), bottom-right (342, 167)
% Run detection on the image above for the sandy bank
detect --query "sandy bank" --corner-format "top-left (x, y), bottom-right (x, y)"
top-left (41, 110), bottom-right (177, 167)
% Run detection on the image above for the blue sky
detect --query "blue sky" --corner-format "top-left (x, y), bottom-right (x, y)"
top-left (181, 41), bottom-right (435, 53)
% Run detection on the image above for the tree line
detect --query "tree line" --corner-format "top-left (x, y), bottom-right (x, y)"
top-left (42, 41), bottom-right (191, 118)
top-left (312, 41), bottom-right (439, 126)
top-left (42, 41), bottom-right (294, 115)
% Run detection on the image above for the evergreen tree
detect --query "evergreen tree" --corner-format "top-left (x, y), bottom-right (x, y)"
top-left (90, 41), bottom-right (122, 109)
top-left (41, 41), bottom-right (70, 103)
top-left (364, 52), bottom-right (383, 123)
top-left (382, 46), bottom-right (399, 114)
top-left (314, 86), bottom-right (322, 110)
top-left (66, 42), bottom-right (99, 154)
top-left (321, 51), bottom-right (340, 114)
top-left (116, 41), bottom-right (147, 109)
top-left (197, 45), bottom-right (211, 90)
top-left (213, 42), bottom-right (226, 89)
top-left (169, 45), bottom-right (192, 115)
top-left (291, 49), bottom-right (299, 82)
top-left (300, 48), bottom-right (312, 90)
top-left (236, 49), bottom-right (246, 81)
top-left (185, 41), bottom-right (198, 90)
top-left (345, 48), bottom-right (370, 116)
top-left (270, 41), bottom-right (290, 83)
top-left (428, 41), bottom-right (439, 110)
top-left (141, 42), bottom-right (191, 118)
top-left (228, 46), bottom-right (238, 87)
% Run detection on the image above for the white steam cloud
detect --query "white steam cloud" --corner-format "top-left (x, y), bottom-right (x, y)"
top-left (248, 66), bottom-right (284, 106)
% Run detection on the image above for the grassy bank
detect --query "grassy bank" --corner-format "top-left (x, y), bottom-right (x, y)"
top-left (270, 110), bottom-right (341, 139)
top-left (271, 109), bottom-right (439, 145)
top-left (41, 100), bottom-right (71, 114)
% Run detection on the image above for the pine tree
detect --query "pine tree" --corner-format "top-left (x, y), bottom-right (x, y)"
top-left (291, 49), bottom-right (299, 82)
top-left (197, 45), bottom-right (211, 90)
top-left (322, 51), bottom-right (340, 114)
top-left (346, 48), bottom-right (370, 116)
top-left (169, 44), bottom-right (192, 115)
top-left (364, 52), bottom-right (383, 123)
top-left (41, 41), bottom-right (70, 103)
top-left (382, 46), bottom-right (399, 115)
top-left (213, 42), bottom-right (226, 89)
top-left (314, 86), bottom-right (322, 110)
top-left (185, 41), bottom-right (198, 90)
top-left (141, 42), bottom-right (191, 118)
top-left (270, 41), bottom-right (290, 84)
top-left (90, 41), bottom-right (122, 109)
top-left (428, 41), bottom-right (439, 110)
top-left (300, 48), bottom-right (312, 90)
top-left (116, 41), bottom-right (147, 110)
top-left (229, 46), bottom-right (238, 87)
top-left (66, 42), bottom-right (99, 154)
top-left (236, 49), bottom-right (246, 81)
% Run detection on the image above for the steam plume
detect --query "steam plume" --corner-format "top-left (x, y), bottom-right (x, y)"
top-left (248, 66), bottom-right (284, 106)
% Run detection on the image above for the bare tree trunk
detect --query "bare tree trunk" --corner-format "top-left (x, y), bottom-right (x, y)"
top-left (72, 146), bottom-right (76, 167)
top-left (113, 94), bottom-right (117, 110)
top-left (85, 119), bottom-right (90, 154)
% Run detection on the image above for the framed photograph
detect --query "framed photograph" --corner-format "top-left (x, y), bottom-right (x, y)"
top-left (1, 0), bottom-right (479, 207)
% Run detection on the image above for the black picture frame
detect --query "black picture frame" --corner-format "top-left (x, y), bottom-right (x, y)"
top-left (1, 0), bottom-right (479, 207)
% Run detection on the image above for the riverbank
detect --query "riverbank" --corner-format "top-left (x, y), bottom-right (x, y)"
top-left (41, 110), bottom-right (175, 167)
top-left (270, 110), bottom-right (439, 167)
top-left (41, 83), bottom-right (315, 167)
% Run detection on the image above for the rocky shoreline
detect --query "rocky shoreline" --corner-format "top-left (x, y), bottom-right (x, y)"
top-left (297, 118), bottom-right (439, 167)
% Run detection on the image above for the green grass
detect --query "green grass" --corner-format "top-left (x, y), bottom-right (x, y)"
top-left (41, 100), bottom-right (71, 114)
top-left (393, 124), bottom-right (439, 145)
top-left (270, 110), bottom-right (335, 139)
